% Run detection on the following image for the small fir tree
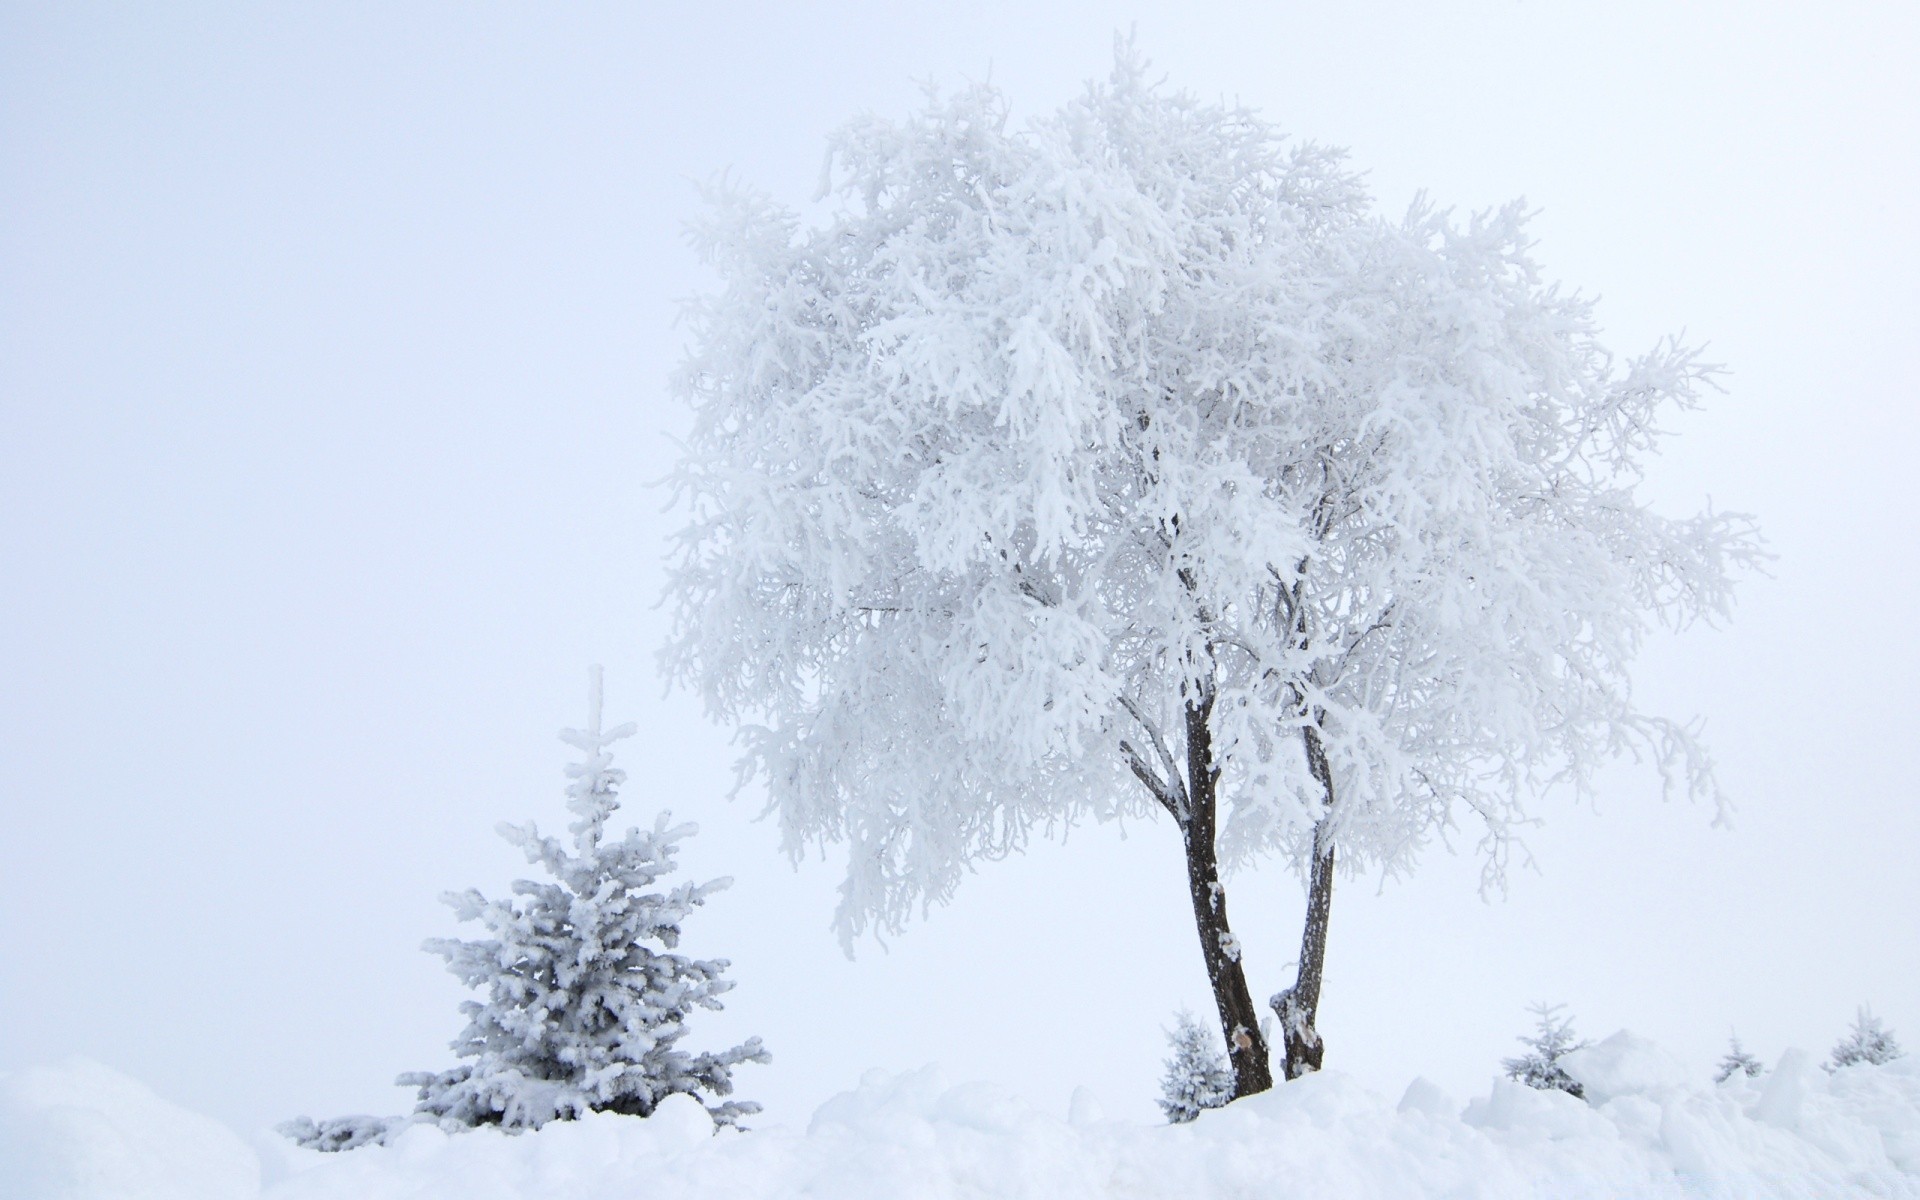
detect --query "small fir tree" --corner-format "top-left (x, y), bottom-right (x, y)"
top-left (404, 667), bottom-right (768, 1130)
top-left (280, 668), bottom-right (766, 1150)
top-left (1158, 1010), bottom-right (1233, 1123)
top-left (1713, 1035), bottom-right (1765, 1083)
top-left (1828, 1005), bottom-right (1904, 1071)
top-left (1714, 1034), bottom-right (1765, 1083)
top-left (1502, 1003), bottom-right (1588, 1099)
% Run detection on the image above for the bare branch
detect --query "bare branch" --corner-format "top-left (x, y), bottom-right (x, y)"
top-left (1119, 695), bottom-right (1190, 818)
top-left (1329, 607), bottom-right (1395, 682)
top-left (1119, 739), bottom-right (1183, 821)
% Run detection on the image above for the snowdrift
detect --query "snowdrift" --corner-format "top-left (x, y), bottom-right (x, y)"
top-left (4, 1033), bottom-right (1917, 1199)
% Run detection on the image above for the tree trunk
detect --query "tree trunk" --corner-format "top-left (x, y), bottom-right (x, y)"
top-left (1182, 694), bottom-right (1274, 1099)
top-left (1273, 725), bottom-right (1336, 1080)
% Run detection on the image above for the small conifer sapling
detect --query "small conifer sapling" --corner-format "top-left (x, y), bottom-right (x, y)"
top-left (279, 668), bottom-right (766, 1150)
top-left (1502, 1003), bottom-right (1588, 1099)
top-left (1714, 1035), bottom-right (1764, 1083)
top-left (1828, 1006), bottom-right (1904, 1071)
top-left (1158, 1010), bottom-right (1233, 1123)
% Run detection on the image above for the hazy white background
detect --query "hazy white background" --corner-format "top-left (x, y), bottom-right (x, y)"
top-left (3, 1), bottom-right (1914, 1136)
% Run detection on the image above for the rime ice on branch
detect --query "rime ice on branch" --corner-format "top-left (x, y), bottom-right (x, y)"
top-left (665, 42), bottom-right (1759, 1097)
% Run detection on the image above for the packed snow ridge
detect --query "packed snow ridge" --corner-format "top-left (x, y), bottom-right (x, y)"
top-left (5, 1033), bottom-right (1918, 1199)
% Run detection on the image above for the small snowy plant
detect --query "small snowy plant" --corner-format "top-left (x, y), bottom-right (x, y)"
top-left (1502, 1004), bottom-right (1588, 1099)
top-left (1828, 1006), bottom-right (1905, 1070)
top-left (280, 668), bottom-right (766, 1150)
top-left (1714, 1035), bottom-right (1765, 1083)
top-left (275, 1114), bottom-right (397, 1153)
top-left (1158, 1011), bottom-right (1233, 1124)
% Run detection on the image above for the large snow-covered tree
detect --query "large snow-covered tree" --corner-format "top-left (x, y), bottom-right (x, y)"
top-left (664, 47), bottom-right (1757, 1095)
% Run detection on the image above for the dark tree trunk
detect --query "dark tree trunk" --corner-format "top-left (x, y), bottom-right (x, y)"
top-left (1180, 694), bottom-right (1274, 1099)
top-left (1273, 724), bottom-right (1336, 1080)
top-left (1119, 679), bottom-right (1274, 1099)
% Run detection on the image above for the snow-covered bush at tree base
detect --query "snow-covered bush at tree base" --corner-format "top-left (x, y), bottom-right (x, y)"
top-left (664, 41), bottom-right (1760, 1093)
top-left (1503, 1003), bottom-right (1588, 1099)
top-left (1831, 1006), bottom-right (1905, 1071)
top-left (1716, 1034), bottom-right (1766, 1083)
top-left (1156, 1011), bottom-right (1232, 1123)
top-left (280, 669), bottom-right (765, 1150)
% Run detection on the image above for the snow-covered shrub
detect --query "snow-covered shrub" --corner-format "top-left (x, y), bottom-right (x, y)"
top-left (1158, 1011), bottom-right (1233, 1123)
top-left (276, 1114), bottom-right (403, 1153)
top-left (1828, 1005), bottom-right (1904, 1070)
top-left (280, 668), bottom-right (766, 1150)
top-left (1714, 1034), bottom-right (1764, 1083)
top-left (1502, 1003), bottom-right (1588, 1099)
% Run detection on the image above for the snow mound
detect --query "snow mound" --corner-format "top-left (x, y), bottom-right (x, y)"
top-left (6, 1045), bottom-right (1920, 1199)
top-left (1561, 1030), bottom-right (1694, 1105)
top-left (0, 1058), bottom-right (258, 1200)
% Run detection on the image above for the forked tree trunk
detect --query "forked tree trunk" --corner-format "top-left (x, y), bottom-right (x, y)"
top-left (1180, 695), bottom-right (1274, 1098)
top-left (1121, 684), bottom-right (1276, 1099)
top-left (1273, 725), bottom-right (1337, 1080)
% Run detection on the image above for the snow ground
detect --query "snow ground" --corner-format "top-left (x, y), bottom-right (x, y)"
top-left (3, 1033), bottom-right (1916, 1199)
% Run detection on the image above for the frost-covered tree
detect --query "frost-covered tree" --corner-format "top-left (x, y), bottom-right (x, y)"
top-left (282, 669), bottom-right (766, 1150)
top-left (1503, 1003), bottom-right (1588, 1098)
top-left (1828, 1006), bottom-right (1904, 1070)
top-left (1714, 1034), bottom-right (1764, 1083)
top-left (665, 43), bottom-right (1757, 1094)
top-left (405, 667), bottom-right (768, 1130)
top-left (1158, 1010), bottom-right (1233, 1123)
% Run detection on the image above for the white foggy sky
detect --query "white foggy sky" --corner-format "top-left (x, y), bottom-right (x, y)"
top-left (2, 1), bottom-right (1915, 1136)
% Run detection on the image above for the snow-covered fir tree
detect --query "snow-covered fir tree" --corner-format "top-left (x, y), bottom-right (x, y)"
top-left (1158, 1010), bottom-right (1233, 1124)
top-left (1828, 1006), bottom-right (1904, 1070)
top-left (1714, 1035), bottom-right (1764, 1083)
top-left (280, 668), bottom-right (766, 1150)
top-left (1502, 1004), bottom-right (1588, 1099)
top-left (404, 667), bottom-right (768, 1130)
